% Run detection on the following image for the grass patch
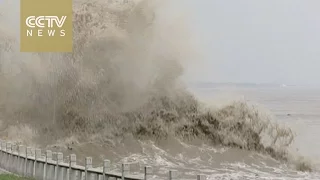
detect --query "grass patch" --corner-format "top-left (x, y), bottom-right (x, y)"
top-left (0, 174), bottom-right (34, 180)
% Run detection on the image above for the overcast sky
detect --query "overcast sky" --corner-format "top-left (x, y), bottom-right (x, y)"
top-left (183, 0), bottom-right (320, 86)
top-left (1, 0), bottom-right (320, 86)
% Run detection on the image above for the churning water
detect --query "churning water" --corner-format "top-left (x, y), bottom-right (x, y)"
top-left (185, 84), bottom-right (320, 180)
top-left (1, 0), bottom-right (320, 179)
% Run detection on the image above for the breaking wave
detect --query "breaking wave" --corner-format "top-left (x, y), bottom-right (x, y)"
top-left (0, 0), bottom-right (313, 174)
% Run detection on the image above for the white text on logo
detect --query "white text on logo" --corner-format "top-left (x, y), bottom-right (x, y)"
top-left (25, 16), bottom-right (67, 37)
top-left (26, 16), bottom-right (67, 28)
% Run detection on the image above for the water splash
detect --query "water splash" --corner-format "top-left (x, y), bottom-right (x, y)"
top-left (0, 0), bottom-right (313, 174)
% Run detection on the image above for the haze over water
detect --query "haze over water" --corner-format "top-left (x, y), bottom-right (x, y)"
top-left (188, 83), bottom-right (320, 179)
top-left (1, 0), bottom-right (320, 179)
top-left (192, 83), bottom-right (320, 160)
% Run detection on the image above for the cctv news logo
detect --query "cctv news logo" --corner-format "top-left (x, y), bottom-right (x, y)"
top-left (20, 0), bottom-right (72, 52)
top-left (25, 16), bottom-right (67, 37)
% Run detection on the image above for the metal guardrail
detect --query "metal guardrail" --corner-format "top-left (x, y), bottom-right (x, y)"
top-left (0, 140), bottom-right (207, 180)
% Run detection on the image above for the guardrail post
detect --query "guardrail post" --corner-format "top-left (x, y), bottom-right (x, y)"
top-left (144, 166), bottom-right (152, 180)
top-left (2, 141), bottom-right (6, 151)
top-left (69, 154), bottom-right (76, 180)
top-left (44, 150), bottom-right (52, 180)
top-left (23, 146), bottom-right (28, 176)
top-left (66, 156), bottom-right (70, 180)
top-left (18, 145), bottom-right (24, 175)
top-left (0, 140), bottom-right (2, 167)
top-left (12, 144), bottom-right (17, 152)
top-left (11, 144), bottom-right (17, 173)
top-left (1, 141), bottom-right (4, 164)
top-left (6, 143), bottom-right (12, 171)
top-left (103, 160), bottom-right (110, 180)
top-left (2, 142), bottom-right (6, 169)
top-left (85, 157), bottom-right (92, 180)
top-left (168, 170), bottom-right (178, 180)
top-left (121, 163), bottom-right (130, 180)
top-left (34, 149), bottom-right (41, 178)
top-left (0, 141), bottom-right (5, 168)
top-left (51, 152), bottom-right (56, 180)
top-left (0, 140), bottom-right (4, 168)
top-left (26, 147), bottom-right (32, 177)
top-left (197, 174), bottom-right (206, 180)
top-left (0, 140), bottom-right (2, 168)
top-left (55, 152), bottom-right (63, 180)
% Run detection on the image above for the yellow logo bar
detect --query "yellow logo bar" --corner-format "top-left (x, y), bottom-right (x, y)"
top-left (20, 0), bottom-right (73, 52)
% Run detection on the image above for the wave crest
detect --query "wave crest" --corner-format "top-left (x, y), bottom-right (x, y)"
top-left (0, 0), bottom-right (312, 172)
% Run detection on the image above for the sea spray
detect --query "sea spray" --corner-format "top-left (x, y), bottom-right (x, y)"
top-left (0, 0), bottom-right (313, 172)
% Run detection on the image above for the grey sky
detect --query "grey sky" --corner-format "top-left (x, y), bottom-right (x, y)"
top-left (183, 0), bottom-right (320, 86)
top-left (1, 0), bottom-right (320, 85)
